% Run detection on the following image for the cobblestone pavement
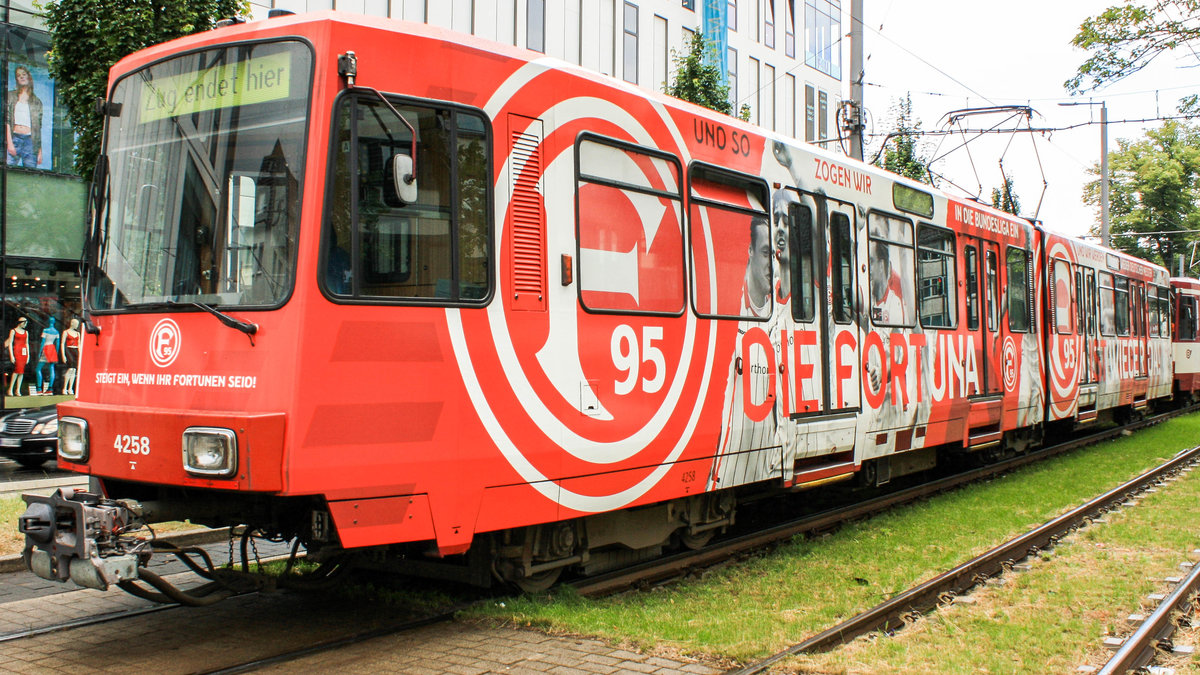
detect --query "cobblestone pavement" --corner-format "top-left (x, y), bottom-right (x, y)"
top-left (1, 560), bottom-right (726, 675)
top-left (258, 621), bottom-right (726, 675)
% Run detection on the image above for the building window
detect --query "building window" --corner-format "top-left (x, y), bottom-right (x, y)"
top-left (804, 0), bottom-right (841, 79)
top-left (818, 89), bottom-right (828, 144)
top-left (623, 2), bottom-right (639, 84)
top-left (748, 56), bottom-right (760, 125)
top-left (683, 0), bottom-right (695, 9)
top-left (764, 0), bottom-right (775, 49)
top-left (727, 0), bottom-right (737, 30)
top-left (728, 47), bottom-right (738, 112)
top-left (785, 0), bottom-right (796, 57)
top-left (528, 0), bottom-right (545, 52)
top-left (764, 63), bottom-right (775, 130)
top-left (654, 14), bottom-right (668, 90)
top-left (784, 73), bottom-right (795, 137)
top-left (804, 84), bottom-right (815, 142)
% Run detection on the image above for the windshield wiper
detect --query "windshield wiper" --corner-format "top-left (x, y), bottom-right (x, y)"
top-left (167, 300), bottom-right (258, 345)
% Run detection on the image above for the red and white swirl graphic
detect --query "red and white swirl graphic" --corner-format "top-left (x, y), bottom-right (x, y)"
top-left (447, 62), bottom-right (744, 513)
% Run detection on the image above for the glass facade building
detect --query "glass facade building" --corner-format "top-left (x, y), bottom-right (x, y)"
top-left (2, 0), bottom-right (86, 404)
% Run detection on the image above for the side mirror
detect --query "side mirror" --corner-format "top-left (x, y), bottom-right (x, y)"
top-left (391, 154), bottom-right (417, 205)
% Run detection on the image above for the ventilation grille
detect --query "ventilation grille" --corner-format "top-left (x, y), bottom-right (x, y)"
top-left (509, 116), bottom-right (545, 311)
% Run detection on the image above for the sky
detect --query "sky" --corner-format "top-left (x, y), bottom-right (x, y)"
top-left (857, 1), bottom-right (1195, 244)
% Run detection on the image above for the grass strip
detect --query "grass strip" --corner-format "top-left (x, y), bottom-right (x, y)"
top-left (790, 448), bottom-right (1200, 673)
top-left (0, 497), bottom-right (22, 556)
top-left (466, 412), bottom-right (1200, 663)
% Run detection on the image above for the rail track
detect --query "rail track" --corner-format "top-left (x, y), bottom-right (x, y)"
top-left (1092, 546), bottom-right (1200, 674)
top-left (730, 445), bottom-right (1200, 673)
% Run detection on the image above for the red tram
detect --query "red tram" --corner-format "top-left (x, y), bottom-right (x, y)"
top-left (1172, 277), bottom-right (1200, 399)
top-left (17, 12), bottom-right (1179, 595)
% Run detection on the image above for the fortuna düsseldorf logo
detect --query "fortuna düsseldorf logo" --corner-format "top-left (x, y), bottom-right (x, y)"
top-left (149, 318), bottom-right (181, 368)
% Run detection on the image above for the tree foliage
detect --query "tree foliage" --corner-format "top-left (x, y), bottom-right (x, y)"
top-left (874, 94), bottom-right (933, 184)
top-left (1083, 120), bottom-right (1200, 271)
top-left (990, 174), bottom-right (1021, 215)
top-left (666, 32), bottom-right (735, 117)
top-left (1066, 0), bottom-right (1200, 110)
top-left (42, 0), bottom-right (248, 178)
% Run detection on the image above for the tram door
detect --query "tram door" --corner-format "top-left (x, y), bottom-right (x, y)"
top-left (1077, 268), bottom-right (1099, 385)
top-left (1132, 281), bottom-right (1149, 377)
top-left (788, 191), bottom-right (860, 415)
top-left (963, 238), bottom-right (1003, 396)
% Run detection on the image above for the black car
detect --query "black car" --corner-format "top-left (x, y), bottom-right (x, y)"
top-left (0, 404), bottom-right (58, 469)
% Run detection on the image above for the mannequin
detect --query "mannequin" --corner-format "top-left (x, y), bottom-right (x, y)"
top-left (5, 317), bottom-right (28, 396)
top-left (62, 318), bottom-right (80, 396)
top-left (36, 317), bottom-right (59, 395)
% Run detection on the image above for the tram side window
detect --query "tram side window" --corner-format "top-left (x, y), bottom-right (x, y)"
top-left (1052, 260), bottom-right (1073, 334)
top-left (1114, 276), bottom-right (1130, 336)
top-left (576, 136), bottom-right (684, 314)
top-left (986, 249), bottom-right (999, 332)
top-left (1083, 269), bottom-right (1098, 336)
top-left (1149, 285), bottom-right (1162, 337)
top-left (1006, 247), bottom-right (1030, 332)
top-left (789, 200), bottom-right (816, 322)
top-left (1159, 286), bottom-right (1172, 337)
top-left (323, 95), bottom-right (491, 302)
top-left (916, 225), bottom-right (955, 328)
top-left (1099, 272), bottom-right (1116, 336)
top-left (688, 164), bottom-right (771, 319)
top-left (965, 246), bottom-right (979, 330)
top-left (867, 212), bottom-right (915, 326)
top-left (831, 211), bottom-right (854, 323)
top-left (1181, 296), bottom-right (1198, 341)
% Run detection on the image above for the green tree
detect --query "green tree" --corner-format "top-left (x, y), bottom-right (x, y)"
top-left (42, 0), bottom-right (248, 178)
top-left (991, 174), bottom-right (1021, 215)
top-left (874, 94), bottom-right (933, 184)
top-left (666, 32), bottom-right (735, 117)
top-left (1066, 1), bottom-right (1200, 111)
top-left (1083, 120), bottom-right (1200, 270)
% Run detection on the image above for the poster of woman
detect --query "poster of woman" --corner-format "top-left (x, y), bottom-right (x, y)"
top-left (5, 62), bottom-right (54, 171)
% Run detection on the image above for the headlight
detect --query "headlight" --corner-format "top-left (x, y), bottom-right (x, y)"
top-left (33, 419), bottom-right (58, 435)
top-left (58, 417), bottom-right (89, 462)
top-left (182, 427), bottom-right (238, 477)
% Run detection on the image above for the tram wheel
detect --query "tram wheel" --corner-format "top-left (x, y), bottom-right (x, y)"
top-left (514, 566), bottom-right (562, 593)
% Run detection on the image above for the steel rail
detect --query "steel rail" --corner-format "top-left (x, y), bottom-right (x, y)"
top-left (730, 442), bottom-right (1200, 675)
top-left (1098, 551), bottom-right (1200, 674)
top-left (195, 604), bottom-right (475, 675)
top-left (0, 604), bottom-right (177, 643)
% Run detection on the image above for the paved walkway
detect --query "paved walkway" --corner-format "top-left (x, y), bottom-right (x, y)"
top-left (1, 561), bottom-right (727, 675)
top-left (257, 620), bottom-right (726, 674)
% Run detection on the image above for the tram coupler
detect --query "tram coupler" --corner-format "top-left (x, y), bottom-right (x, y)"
top-left (18, 488), bottom-right (150, 591)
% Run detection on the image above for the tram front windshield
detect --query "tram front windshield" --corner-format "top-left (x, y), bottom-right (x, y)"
top-left (91, 40), bottom-right (312, 310)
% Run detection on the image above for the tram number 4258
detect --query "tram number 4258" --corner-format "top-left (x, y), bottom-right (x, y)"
top-left (114, 434), bottom-right (151, 455)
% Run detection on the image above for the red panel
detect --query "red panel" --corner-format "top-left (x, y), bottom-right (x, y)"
top-left (329, 494), bottom-right (436, 548)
